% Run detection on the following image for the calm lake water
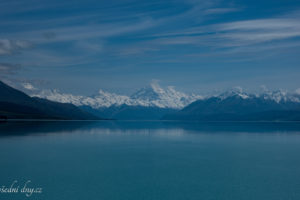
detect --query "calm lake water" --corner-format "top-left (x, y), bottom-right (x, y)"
top-left (1, 121), bottom-right (300, 200)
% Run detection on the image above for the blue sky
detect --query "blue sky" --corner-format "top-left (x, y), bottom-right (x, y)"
top-left (0, 0), bottom-right (300, 95)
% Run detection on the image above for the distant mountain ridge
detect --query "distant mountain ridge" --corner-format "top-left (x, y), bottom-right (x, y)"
top-left (32, 82), bottom-right (202, 120)
top-left (215, 87), bottom-right (300, 103)
top-left (31, 83), bottom-right (300, 121)
top-left (0, 81), bottom-right (98, 120)
top-left (163, 89), bottom-right (300, 121)
top-left (33, 82), bottom-right (202, 109)
top-left (9, 79), bottom-right (298, 121)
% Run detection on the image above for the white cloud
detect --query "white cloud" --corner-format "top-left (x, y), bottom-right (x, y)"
top-left (145, 10), bottom-right (300, 51)
top-left (0, 39), bottom-right (32, 55)
top-left (217, 18), bottom-right (300, 44)
top-left (219, 19), bottom-right (300, 31)
top-left (22, 83), bottom-right (37, 91)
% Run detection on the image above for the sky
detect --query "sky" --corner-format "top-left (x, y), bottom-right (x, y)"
top-left (0, 0), bottom-right (300, 95)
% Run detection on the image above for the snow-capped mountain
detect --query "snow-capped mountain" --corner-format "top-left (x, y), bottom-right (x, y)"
top-left (214, 87), bottom-right (300, 103)
top-left (129, 82), bottom-right (202, 108)
top-left (33, 83), bottom-right (300, 110)
top-left (261, 90), bottom-right (300, 103)
top-left (0, 81), bottom-right (97, 120)
top-left (216, 87), bottom-right (251, 100)
top-left (33, 83), bottom-right (203, 109)
top-left (30, 83), bottom-right (300, 120)
top-left (163, 88), bottom-right (300, 121)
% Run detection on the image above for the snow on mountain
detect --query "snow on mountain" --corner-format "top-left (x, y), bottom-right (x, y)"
top-left (214, 87), bottom-right (300, 103)
top-left (216, 87), bottom-right (251, 100)
top-left (130, 82), bottom-right (202, 108)
top-left (22, 83), bottom-right (37, 91)
top-left (261, 90), bottom-right (289, 103)
top-left (33, 83), bottom-right (203, 109)
top-left (33, 89), bottom-right (131, 108)
top-left (34, 89), bottom-right (87, 106)
top-left (32, 84), bottom-right (300, 110)
top-left (259, 89), bottom-right (300, 103)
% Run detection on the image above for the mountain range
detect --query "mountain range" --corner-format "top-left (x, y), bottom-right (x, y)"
top-left (33, 82), bottom-right (202, 120)
top-left (163, 89), bottom-right (300, 121)
top-left (1, 80), bottom-right (300, 121)
top-left (0, 81), bottom-right (98, 120)
top-left (34, 82), bottom-right (202, 109)
top-left (32, 83), bottom-right (300, 121)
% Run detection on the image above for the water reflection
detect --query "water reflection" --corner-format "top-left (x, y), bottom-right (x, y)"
top-left (0, 120), bottom-right (300, 137)
top-left (1, 121), bottom-right (300, 200)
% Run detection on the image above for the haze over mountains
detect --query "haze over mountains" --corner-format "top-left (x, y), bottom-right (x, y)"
top-left (31, 82), bottom-right (202, 120)
top-left (1, 80), bottom-right (300, 121)
top-left (33, 82), bottom-right (203, 109)
top-left (31, 82), bottom-right (300, 121)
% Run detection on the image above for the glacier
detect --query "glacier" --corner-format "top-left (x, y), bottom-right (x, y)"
top-left (32, 83), bottom-right (300, 110)
top-left (33, 82), bottom-right (203, 109)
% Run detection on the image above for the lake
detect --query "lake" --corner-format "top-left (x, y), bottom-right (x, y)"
top-left (0, 121), bottom-right (300, 200)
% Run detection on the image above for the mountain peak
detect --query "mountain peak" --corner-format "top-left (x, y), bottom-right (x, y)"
top-left (130, 83), bottom-right (163, 101)
top-left (217, 87), bottom-right (250, 100)
top-left (149, 82), bottom-right (164, 94)
top-left (33, 82), bottom-right (202, 109)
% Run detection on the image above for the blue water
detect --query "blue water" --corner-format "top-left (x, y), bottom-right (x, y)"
top-left (1, 121), bottom-right (300, 200)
